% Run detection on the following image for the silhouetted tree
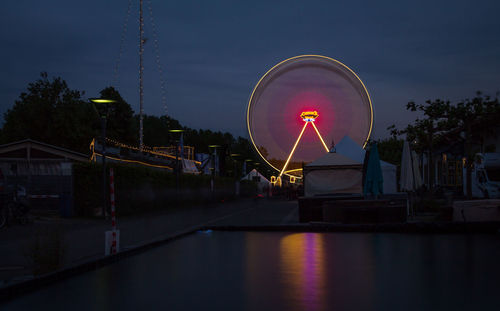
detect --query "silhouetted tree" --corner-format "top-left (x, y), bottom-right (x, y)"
top-left (2, 72), bottom-right (97, 152)
top-left (1, 73), bottom-right (263, 170)
top-left (377, 137), bottom-right (404, 166)
top-left (390, 92), bottom-right (500, 196)
top-left (98, 87), bottom-right (136, 145)
top-left (448, 92), bottom-right (500, 197)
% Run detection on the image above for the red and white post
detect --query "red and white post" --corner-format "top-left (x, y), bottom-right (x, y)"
top-left (110, 168), bottom-right (117, 254)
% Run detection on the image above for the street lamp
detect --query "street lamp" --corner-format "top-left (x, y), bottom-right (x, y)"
top-left (208, 145), bottom-right (220, 200)
top-left (230, 153), bottom-right (241, 196)
top-left (169, 129), bottom-right (184, 191)
top-left (89, 98), bottom-right (116, 219)
top-left (230, 153), bottom-right (240, 177)
top-left (244, 159), bottom-right (253, 176)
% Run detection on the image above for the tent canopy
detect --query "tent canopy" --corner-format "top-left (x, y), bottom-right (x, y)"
top-left (332, 136), bottom-right (398, 194)
top-left (241, 169), bottom-right (270, 184)
top-left (241, 169), bottom-right (270, 193)
top-left (306, 152), bottom-right (361, 167)
top-left (304, 151), bottom-right (363, 196)
top-left (335, 136), bottom-right (395, 168)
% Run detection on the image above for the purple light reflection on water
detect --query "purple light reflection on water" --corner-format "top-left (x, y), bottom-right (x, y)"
top-left (303, 233), bottom-right (325, 311)
top-left (280, 233), bottom-right (326, 311)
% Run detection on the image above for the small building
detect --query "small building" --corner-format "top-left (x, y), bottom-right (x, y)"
top-left (430, 122), bottom-right (500, 194)
top-left (0, 139), bottom-right (88, 216)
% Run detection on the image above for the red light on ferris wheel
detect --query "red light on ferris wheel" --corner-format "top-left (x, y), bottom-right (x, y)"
top-left (300, 111), bottom-right (319, 122)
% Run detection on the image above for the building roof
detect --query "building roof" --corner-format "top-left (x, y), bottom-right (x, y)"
top-left (0, 139), bottom-right (88, 162)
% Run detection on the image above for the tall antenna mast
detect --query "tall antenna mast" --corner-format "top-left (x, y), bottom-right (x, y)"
top-left (139, 0), bottom-right (144, 150)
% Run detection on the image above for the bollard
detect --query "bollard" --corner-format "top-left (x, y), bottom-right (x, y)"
top-left (110, 168), bottom-right (117, 254)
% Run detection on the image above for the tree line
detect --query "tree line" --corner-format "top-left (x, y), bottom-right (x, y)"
top-left (0, 72), bottom-right (261, 171)
top-left (6, 72), bottom-right (495, 186)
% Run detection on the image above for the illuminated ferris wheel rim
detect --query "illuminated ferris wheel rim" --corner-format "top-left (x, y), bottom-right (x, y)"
top-left (246, 54), bottom-right (374, 178)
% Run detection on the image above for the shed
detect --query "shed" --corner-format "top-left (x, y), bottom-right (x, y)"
top-left (0, 139), bottom-right (88, 216)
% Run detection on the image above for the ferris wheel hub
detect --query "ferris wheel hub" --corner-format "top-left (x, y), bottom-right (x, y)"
top-left (300, 111), bottom-right (319, 122)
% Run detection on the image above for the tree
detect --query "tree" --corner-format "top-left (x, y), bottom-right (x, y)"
top-left (377, 137), bottom-right (403, 166)
top-left (97, 87), bottom-right (136, 145)
top-left (2, 72), bottom-right (97, 153)
top-left (140, 114), bottom-right (183, 147)
top-left (447, 92), bottom-right (500, 197)
top-left (390, 92), bottom-right (500, 196)
top-left (389, 99), bottom-right (451, 190)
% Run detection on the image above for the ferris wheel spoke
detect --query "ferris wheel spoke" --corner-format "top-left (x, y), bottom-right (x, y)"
top-left (311, 122), bottom-right (330, 153)
top-left (279, 122), bottom-right (309, 177)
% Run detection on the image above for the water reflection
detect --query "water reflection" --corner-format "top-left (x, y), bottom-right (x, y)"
top-left (280, 233), bottom-right (325, 311)
top-left (4, 232), bottom-right (500, 311)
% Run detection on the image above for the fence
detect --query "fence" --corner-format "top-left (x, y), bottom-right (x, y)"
top-left (73, 162), bottom-right (258, 217)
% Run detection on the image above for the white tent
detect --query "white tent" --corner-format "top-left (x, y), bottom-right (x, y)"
top-left (241, 169), bottom-right (270, 193)
top-left (304, 152), bottom-right (363, 196)
top-left (335, 136), bottom-right (398, 193)
top-left (182, 159), bottom-right (200, 174)
top-left (400, 141), bottom-right (413, 191)
top-left (411, 151), bottom-right (423, 189)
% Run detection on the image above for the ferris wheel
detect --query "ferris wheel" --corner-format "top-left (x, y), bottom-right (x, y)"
top-left (246, 55), bottom-right (373, 182)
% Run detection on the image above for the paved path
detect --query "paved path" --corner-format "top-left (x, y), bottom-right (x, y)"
top-left (0, 198), bottom-right (298, 286)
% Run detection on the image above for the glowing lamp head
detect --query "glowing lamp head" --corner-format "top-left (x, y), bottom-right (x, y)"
top-left (89, 98), bottom-right (117, 104)
top-left (300, 111), bottom-right (319, 122)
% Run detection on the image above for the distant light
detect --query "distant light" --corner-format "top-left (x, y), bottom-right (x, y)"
top-left (197, 229), bottom-right (213, 234)
top-left (245, 159), bottom-right (253, 162)
top-left (230, 153), bottom-right (241, 157)
top-left (208, 145), bottom-right (221, 148)
top-left (89, 98), bottom-right (117, 104)
top-left (169, 129), bottom-right (184, 133)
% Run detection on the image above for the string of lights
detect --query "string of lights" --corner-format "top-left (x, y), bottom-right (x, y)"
top-left (112, 0), bottom-right (133, 88)
top-left (139, 0), bottom-right (145, 150)
top-left (146, 0), bottom-right (168, 116)
top-left (94, 152), bottom-right (173, 170)
top-left (103, 137), bottom-right (201, 164)
top-left (111, 1), bottom-right (170, 151)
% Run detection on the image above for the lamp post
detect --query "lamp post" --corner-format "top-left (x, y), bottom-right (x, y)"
top-left (230, 153), bottom-right (241, 196)
top-left (244, 159), bottom-right (253, 176)
top-left (89, 98), bottom-right (116, 219)
top-left (169, 129), bottom-right (184, 192)
top-left (209, 145), bottom-right (220, 201)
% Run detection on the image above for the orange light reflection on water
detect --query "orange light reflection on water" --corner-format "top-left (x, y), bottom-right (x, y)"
top-left (280, 233), bottom-right (326, 311)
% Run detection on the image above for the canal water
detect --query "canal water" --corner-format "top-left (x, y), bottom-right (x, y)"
top-left (3, 231), bottom-right (500, 310)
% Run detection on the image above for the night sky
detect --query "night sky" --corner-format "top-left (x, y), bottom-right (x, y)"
top-left (1, 0), bottom-right (499, 140)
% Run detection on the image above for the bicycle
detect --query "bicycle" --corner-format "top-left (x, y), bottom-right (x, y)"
top-left (0, 186), bottom-right (30, 229)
